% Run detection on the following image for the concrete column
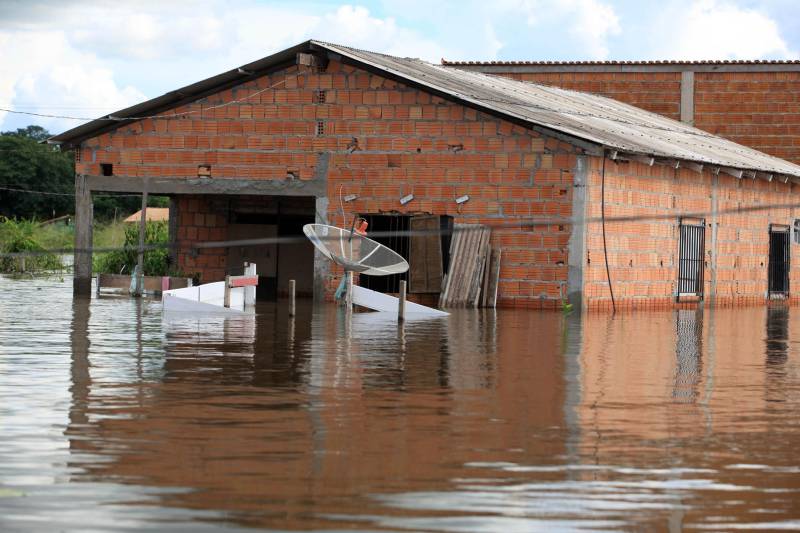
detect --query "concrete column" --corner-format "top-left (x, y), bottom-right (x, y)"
top-left (709, 174), bottom-right (719, 303)
top-left (168, 196), bottom-right (178, 267)
top-left (313, 196), bottom-right (330, 302)
top-left (680, 71), bottom-right (695, 126)
top-left (567, 155), bottom-right (589, 311)
top-left (73, 174), bottom-right (94, 297)
top-left (312, 151), bottom-right (331, 303)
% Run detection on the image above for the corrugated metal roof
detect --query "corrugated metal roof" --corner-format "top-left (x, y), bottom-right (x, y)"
top-left (52, 40), bottom-right (800, 179)
top-left (321, 42), bottom-right (800, 179)
top-left (441, 59), bottom-right (800, 66)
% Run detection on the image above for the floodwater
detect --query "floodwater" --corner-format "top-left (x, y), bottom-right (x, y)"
top-left (1, 276), bottom-right (799, 532)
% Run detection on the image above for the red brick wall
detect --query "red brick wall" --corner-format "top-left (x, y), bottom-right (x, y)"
top-left (472, 67), bottom-right (800, 165)
top-left (583, 158), bottom-right (800, 310)
top-left (174, 196), bottom-right (228, 282)
top-left (694, 71), bottom-right (800, 163)
top-left (75, 60), bottom-right (584, 307)
top-left (497, 71), bottom-right (681, 120)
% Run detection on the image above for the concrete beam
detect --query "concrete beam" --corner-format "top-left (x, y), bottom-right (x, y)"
top-left (680, 71), bottom-right (695, 125)
top-left (85, 174), bottom-right (327, 197)
top-left (447, 63), bottom-right (800, 74)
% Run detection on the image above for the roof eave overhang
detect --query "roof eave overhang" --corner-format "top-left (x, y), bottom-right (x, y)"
top-left (50, 40), bottom-right (317, 149)
top-left (48, 40), bottom-right (800, 180)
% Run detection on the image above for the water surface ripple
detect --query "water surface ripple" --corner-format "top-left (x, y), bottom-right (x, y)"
top-left (1, 276), bottom-right (799, 531)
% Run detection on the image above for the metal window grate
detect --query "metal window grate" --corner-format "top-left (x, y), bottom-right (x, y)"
top-left (677, 218), bottom-right (706, 300)
top-left (769, 224), bottom-right (790, 297)
top-left (793, 219), bottom-right (800, 245)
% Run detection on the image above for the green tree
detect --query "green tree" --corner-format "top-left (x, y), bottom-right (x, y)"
top-left (0, 125), bottom-right (169, 220)
top-left (4, 125), bottom-right (52, 142)
top-left (0, 131), bottom-right (73, 219)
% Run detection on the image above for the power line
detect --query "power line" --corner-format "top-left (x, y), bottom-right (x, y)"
top-left (0, 73), bottom-right (751, 144)
top-left (0, 74), bottom-right (292, 124)
top-left (0, 185), bottom-right (147, 198)
top-left (2, 200), bottom-right (799, 259)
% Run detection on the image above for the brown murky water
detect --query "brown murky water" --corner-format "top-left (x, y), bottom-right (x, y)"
top-left (1, 275), bottom-right (799, 531)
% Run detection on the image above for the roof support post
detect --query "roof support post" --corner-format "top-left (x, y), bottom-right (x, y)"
top-left (631, 154), bottom-right (655, 166)
top-left (757, 172), bottom-right (774, 182)
top-left (720, 167), bottom-right (744, 179)
top-left (683, 161), bottom-right (704, 173)
top-left (655, 158), bottom-right (680, 169)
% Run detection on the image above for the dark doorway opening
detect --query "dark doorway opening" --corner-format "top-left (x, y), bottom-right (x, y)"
top-left (358, 214), bottom-right (409, 293)
top-left (227, 196), bottom-right (315, 301)
top-left (358, 213), bottom-right (453, 294)
top-left (768, 224), bottom-right (790, 298)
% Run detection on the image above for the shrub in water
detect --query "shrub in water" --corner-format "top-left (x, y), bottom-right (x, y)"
top-left (93, 220), bottom-right (176, 276)
top-left (0, 217), bottom-right (64, 273)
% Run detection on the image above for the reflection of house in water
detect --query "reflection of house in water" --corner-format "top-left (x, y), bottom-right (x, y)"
top-left (67, 298), bottom-right (91, 468)
top-left (765, 305), bottom-right (789, 404)
top-left (64, 305), bottom-right (569, 529)
top-left (61, 300), bottom-right (800, 529)
top-left (673, 309), bottom-right (703, 403)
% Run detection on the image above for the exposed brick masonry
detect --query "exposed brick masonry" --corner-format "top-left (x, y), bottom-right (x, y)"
top-left (75, 61), bottom-right (583, 307)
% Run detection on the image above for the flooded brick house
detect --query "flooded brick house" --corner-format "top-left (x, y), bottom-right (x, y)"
top-left (52, 41), bottom-right (800, 310)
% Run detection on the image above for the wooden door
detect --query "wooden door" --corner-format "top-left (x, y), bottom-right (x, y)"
top-left (409, 215), bottom-right (443, 293)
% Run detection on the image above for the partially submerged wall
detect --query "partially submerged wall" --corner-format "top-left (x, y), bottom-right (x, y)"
top-left (74, 59), bottom-right (585, 307)
top-left (584, 158), bottom-right (800, 310)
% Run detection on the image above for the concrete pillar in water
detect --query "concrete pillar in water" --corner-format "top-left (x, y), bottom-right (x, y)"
top-left (289, 279), bottom-right (296, 317)
top-left (345, 271), bottom-right (353, 312)
top-left (398, 280), bottom-right (406, 322)
top-left (73, 174), bottom-right (94, 297)
top-left (133, 181), bottom-right (148, 297)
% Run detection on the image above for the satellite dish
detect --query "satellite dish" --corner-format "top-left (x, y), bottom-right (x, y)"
top-left (303, 224), bottom-right (409, 276)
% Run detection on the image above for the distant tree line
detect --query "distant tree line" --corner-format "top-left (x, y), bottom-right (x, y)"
top-left (0, 125), bottom-right (166, 221)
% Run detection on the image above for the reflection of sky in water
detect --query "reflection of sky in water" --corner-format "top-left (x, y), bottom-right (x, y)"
top-left (0, 275), bottom-right (799, 531)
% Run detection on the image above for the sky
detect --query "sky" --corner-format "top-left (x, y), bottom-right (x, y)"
top-left (1, 0), bottom-right (798, 135)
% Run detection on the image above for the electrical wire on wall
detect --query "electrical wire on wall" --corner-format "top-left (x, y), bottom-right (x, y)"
top-left (601, 150), bottom-right (617, 313)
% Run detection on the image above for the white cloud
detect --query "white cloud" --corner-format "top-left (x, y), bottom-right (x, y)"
top-left (0, 1), bottom-right (465, 133)
top-left (0, 29), bottom-right (145, 133)
top-left (655, 0), bottom-right (796, 59)
top-left (563, 0), bottom-right (621, 59)
top-left (502, 0), bottom-right (621, 59)
top-left (317, 5), bottom-right (452, 60)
